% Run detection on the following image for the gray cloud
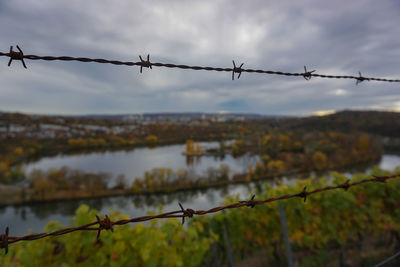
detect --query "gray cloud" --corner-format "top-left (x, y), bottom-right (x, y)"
top-left (0, 0), bottom-right (399, 115)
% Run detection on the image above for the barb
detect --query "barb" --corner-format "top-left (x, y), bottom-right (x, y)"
top-left (338, 179), bottom-right (351, 191)
top-left (302, 66), bottom-right (315, 81)
top-left (232, 60), bottom-right (244, 80)
top-left (1, 173), bottom-right (399, 254)
top-left (96, 215), bottom-right (113, 240)
top-left (297, 186), bottom-right (308, 202)
top-left (0, 47), bottom-right (399, 83)
top-left (7, 45), bottom-right (27, 69)
top-left (139, 54), bottom-right (152, 73)
top-left (239, 194), bottom-right (256, 208)
top-left (356, 71), bottom-right (369, 85)
top-left (179, 203), bottom-right (195, 225)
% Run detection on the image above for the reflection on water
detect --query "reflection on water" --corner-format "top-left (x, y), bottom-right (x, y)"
top-left (186, 156), bottom-right (204, 166)
top-left (3, 154), bottom-right (400, 235)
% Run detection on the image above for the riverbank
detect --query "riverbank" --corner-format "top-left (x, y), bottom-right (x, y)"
top-left (0, 173), bottom-right (267, 206)
top-left (0, 157), bottom-right (380, 207)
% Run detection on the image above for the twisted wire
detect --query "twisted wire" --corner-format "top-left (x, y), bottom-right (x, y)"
top-left (0, 48), bottom-right (399, 83)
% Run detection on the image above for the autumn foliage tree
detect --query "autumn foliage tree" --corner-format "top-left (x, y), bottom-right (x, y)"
top-left (312, 151), bottom-right (328, 171)
top-left (146, 135), bottom-right (158, 146)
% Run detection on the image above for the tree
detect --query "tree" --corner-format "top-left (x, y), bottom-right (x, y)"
top-left (47, 167), bottom-right (68, 190)
top-left (218, 164), bottom-right (230, 181)
top-left (0, 162), bottom-right (9, 184)
top-left (356, 135), bottom-right (370, 154)
top-left (7, 166), bottom-right (26, 184)
top-left (312, 151), bottom-right (327, 171)
top-left (146, 135), bottom-right (158, 146)
top-left (278, 134), bottom-right (291, 151)
top-left (132, 179), bottom-right (144, 193)
top-left (28, 169), bottom-right (44, 188)
top-left (13, 147), bottom-right (24, 158)
top-left (114, 174), bottom-right (128, 190)
top-left (186, 139), bottom-right (194, 154)
top-left (33, 177), bottom-right (56, 199)
top-left (68, 138), bottom-right (87, 149)
top-left (232, 139), bottom-right (244, 156)
top-left (267, 160), bottom-right (285, 175)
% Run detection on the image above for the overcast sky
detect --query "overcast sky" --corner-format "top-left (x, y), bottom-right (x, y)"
top-left (0, 0), bottom-right (399, 116)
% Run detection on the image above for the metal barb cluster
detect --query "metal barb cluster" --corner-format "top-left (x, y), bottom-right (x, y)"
top-left (232, 60), bottom-right (244, 80)
top-left (303, 66), bottom-right (315, 81)
top-left (356, 71), bottom-right (369, 85)
top-left (339, 179), bottom-right (351, 191)
top-left (96, 215), bottom-right (113, 240)
top-left (1, 173), bottom-right (399, 255)
top-left (1, 46), bottom-right (400, 83)
top-left (8, 45), bottom-right (26, 69)
top-left (139, 54), bottom-right (152, 73)
top-left (297, 186), bottom-right (308, 202)
top-left (373, 175), bottom-right (390, 183)
top-left (179, 203), bottom-right (195, 225)
top-left (239, 195), bottom-right (256, 208)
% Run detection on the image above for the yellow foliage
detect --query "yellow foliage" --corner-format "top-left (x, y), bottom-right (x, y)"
top-left (132, 179), bottom-right (143, 193)
top-left (33, 177), bottom-right (56, 198)
top-left (186, 140), bottom-right (202, 155)
top-left (0, 162), bottom-right (9, 180)
top-left (108, 135), bottom-right (126, 145)
top-left (232, 139), bottom-right (243, 154)
top-left (195, 143), bottom-right (202, 154)
top-left (312, 151), bottom-right (328, 170)
top-left (262, 135), bottom-right (272, 146)
top-left (267, 160), bottom-right (285, 174)
top-left (261, 155), bottom-right (270, 164)
top-left (186, 140), bottom-right (194, 153)
top-left (293, 141), bottom-right (303, 150)
top-left (68, 138), bottom-right (87, 148)
top-left (278, 134), bottom-right (291, 151)
top-left (146, 135), bottom-right (158, 145)
top-left (356, 135), bottom-right (370, 153)
top-left (13, 147), bottom-right (24, 157)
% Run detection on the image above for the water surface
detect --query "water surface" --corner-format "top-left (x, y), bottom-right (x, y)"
top-left (24, 142), bottom-right (259, 185)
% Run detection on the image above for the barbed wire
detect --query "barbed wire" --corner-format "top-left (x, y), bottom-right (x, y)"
top-left (0, 173), bottom-right (399, 255)
top-left (1, 45), bottom-right (400, 84)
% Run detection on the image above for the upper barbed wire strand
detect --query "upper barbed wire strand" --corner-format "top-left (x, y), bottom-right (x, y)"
top-left (0, 48), bottom-right (399, 82)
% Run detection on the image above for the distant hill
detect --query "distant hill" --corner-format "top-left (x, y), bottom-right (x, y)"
top-left (283, 110), bottom-right (400, 137)
top-left (76, 112), bottom-right (276, 120)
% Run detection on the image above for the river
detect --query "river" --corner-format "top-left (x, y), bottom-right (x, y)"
top-left (1, 143), bottom-right (400, 235)
top-left (23, 141), bottom-right (259, 186)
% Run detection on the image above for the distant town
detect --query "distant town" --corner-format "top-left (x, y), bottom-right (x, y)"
top-left (0, 112), bottom-right (273, 140)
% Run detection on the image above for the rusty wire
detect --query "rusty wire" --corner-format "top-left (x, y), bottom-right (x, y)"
top-left (0, 45), bottom-right (400, 83)
top-left (1, 173), bottom-right (399, 255)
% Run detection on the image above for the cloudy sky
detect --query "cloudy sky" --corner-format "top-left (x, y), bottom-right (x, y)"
top-left (0, 0), bottom-right (399, 116)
